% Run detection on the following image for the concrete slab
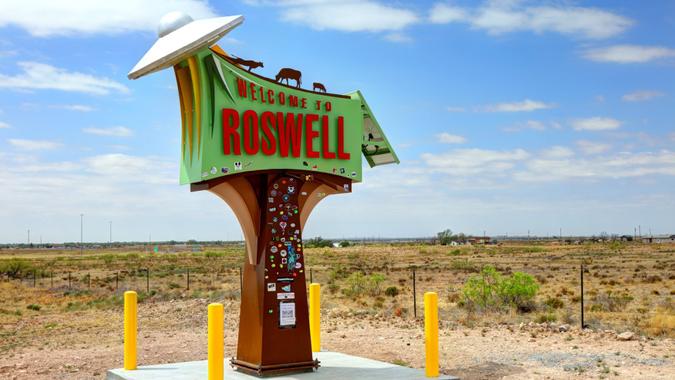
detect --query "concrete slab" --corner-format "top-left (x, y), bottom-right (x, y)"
top-left (107, 351), bottom-right (458, 379)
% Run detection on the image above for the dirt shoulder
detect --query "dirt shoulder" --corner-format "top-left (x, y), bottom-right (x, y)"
top-left (1, 298), bottom-right (672, 380)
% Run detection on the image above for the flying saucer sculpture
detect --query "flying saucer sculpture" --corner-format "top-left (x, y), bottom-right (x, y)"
top-left (128, 11), bottom-right (243, 80)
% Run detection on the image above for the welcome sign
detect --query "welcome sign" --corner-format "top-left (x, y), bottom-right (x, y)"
top-left (174, 48), bottom-right (371, 184)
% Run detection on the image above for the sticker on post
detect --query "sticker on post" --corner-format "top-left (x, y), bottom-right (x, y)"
top-left (277, 292), bottom-right (295, 300)
top-left (266, 283), bottom-right (276, 292)
top-left (279, 302), bottom-right (296, 328)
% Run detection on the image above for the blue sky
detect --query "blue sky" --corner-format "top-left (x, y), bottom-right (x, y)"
top-left (1, 0), bottom-right (674, 243)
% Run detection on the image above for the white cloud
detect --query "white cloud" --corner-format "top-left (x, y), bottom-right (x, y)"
top-left (84, 154), bottom-right (173, 183)
top-left (670, 133), bottom-right (675, 142)
top-left (542, 146), bottom-right (574, 159)
top-left (583, 45), bottom-right (675, 63)
top-left (483, 99), bottom-right (554, 112)
top-left (503, 120), bottom-right (561, 132)
top-left (262, 1), bottom-right (419, 32)
top-left (437, 133), bottom-right (466, 144)
top-left (83, 126), bottom-right (133, 137)
top-left (421, 148), bottom-right (529, 175)
top-left (0, 62), bottom-right (129, 95)
top-left (0, 0), bottom-right (215, 37)
top-left (420, 146), bottom-right (675, 184)
top-left (429, 3), bottom-right (467, 24)
top-left (0, 121), bottom-right (9, 129)
top-left (53, 104), bottom-right (96, 112)
top-left (8, 138), bottom-right (62, 150)
top-left (576, 140), bottom-right (611, 155)
top-left (446, 106), bottom-right (465, 112)
top-left (515, 150), bottom-right (675, 182)
top-left (572, 117), bottom-right (621, 131)
top-left (622, 90), bottom-right (664, 102)
top-left (384, 32), bottom-right (413, 43)
top-left (428, 2), bottom-right (632, 39)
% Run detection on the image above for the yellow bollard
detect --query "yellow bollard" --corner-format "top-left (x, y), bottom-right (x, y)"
top-left (124, 291), bottom-right (137, 370)
top-left (424, 292), bottom-right (439, 377)
top-left (208, 303), bottom-right (224, 380)
top-left (309, 283), bottom-right (321, 352)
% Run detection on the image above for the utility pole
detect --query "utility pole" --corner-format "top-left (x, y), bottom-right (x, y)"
top-left (527, 229), bottom-right (530, 241)
top-left (27, 229), bottom-right (30, 245)
top-left (638, 225), bottom-right (641, 238)
top-left (109, 221), bottom-right (112, 245)
top-left (80, 213), bottom-right (84, 255)
top-left (559, 227), bottom-right (562, 241)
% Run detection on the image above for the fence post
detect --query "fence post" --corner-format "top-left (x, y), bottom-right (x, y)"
top-left (124, 291), bottom-right (137, 370)
top-left (310, 268), bottom-right (313, 283)
top-left (116, 272), bottom-right (119, 291)
top-left (33, 270), bottom-right (36, 287)
top-left (187, 268), bottom-right (190, 290)
top-left (424, 292), bottom-right (439, 377)
top-left (88, 273), bottom-right (91, 288)
top-left (145, 268), bottom-right (149, 293)
top-left (208, 303), bottom-right (224, 380)
top-left (239, 266), bottom-right (242, 293)
top-left (580, 263), bottom-right (585, 329)
top-left (50, 271), bottom-right (53, 288)
top-left (309, 283), bottom-right (321, 352)
top-left (68, 272), bottom-right (71, 289)
top-left (412, 268), bottom-right (417, 318)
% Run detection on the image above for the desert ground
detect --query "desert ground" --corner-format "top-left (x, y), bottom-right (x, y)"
top-left (1, 241), bottom-right (673, 379)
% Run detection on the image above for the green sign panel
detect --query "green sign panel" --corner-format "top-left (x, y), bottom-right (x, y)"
top-left (172, 48), bottom-right (397, 185)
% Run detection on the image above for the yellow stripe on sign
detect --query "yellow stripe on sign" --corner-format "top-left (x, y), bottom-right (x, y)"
top-left (173, 66), bottom-right (187, 158)
top-left (187, 56), bottom-right (202, 156)
top-left (175, 65), bottom-right (194, 161)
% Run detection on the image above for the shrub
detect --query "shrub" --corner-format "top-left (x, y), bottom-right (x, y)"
top-left (367, 273), bottom-right (385, 296)
top-left (461, 266), bottom-right (539, 312)
top-left (535, 312), bottom-right (557, 323)
top-left (339, 240), bottom-right (351, 247)
top-left (385, 286), bottom-right (399, 297)
top-left (27, 304), bottom-right (41, 311)
top-left (342, 272), bottom-right (387, 298)
top-left (343, 272), bottom-right (367, 298)
top-left (306, 237), bottom-right (333, 248)
top-left (451, 259), bottom-right (479, 273)
top-left (590, 291), bottom-right (633, 312)
top-left (500, 272), bottom-right (539, 309)
top-left (0, 259), bottom-right (34, 278)
top-left (544, 297), bottom-right (564, 309)
top-left (205, 251), bottom-right (224, 258)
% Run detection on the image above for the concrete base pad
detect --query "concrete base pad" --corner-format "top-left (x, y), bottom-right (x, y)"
top-left (107, 351), bottom-right (458, 379)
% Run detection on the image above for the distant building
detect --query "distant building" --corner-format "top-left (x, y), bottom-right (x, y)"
top-left (642, 235), bottom-right (675, 244)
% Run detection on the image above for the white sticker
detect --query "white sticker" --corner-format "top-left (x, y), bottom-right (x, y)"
top-left (279, 302), bottom-right (296, 327)
top-left (277, 292), bottom-right (295, 300)
top-left (266, 283), bottom-right (276, 292)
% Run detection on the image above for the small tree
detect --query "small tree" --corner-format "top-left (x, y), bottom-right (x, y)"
top-left (437, 229), bottom-right (453, 245)
top-left (306, 236), bottom-right (333, 248)
top-left (462, 265), bottom-right (502, 309)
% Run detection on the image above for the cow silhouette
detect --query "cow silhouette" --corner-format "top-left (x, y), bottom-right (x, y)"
top-left (275, 68), bottom-right (302, 88)
top-left (312, 82), bottom-right (326, 92)
top-left (230, 55), bottom-right (263, 72)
